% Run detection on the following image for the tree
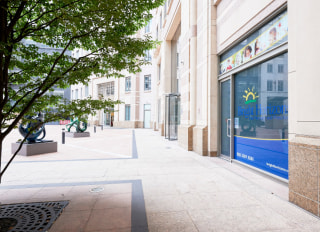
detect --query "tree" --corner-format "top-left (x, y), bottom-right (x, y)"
top-left (0, 0), bottom-right (164, 182)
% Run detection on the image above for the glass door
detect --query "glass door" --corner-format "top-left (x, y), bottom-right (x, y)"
top-left (165, 94), bottom-right (180, 140)
top-left (220, 79), bottom-right (231, 158)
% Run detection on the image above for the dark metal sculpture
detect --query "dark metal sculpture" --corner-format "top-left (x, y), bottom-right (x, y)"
top-left (18, 113), bottom-right (46, 143)
top-left (66, 118), bottom-right (87, 132)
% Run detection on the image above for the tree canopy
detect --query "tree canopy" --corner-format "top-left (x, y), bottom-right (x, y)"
top-left (0, 0), bottom-right (164, 181)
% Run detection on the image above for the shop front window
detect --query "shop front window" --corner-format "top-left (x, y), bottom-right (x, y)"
top-left (234, 53), bottom-right (288, 179)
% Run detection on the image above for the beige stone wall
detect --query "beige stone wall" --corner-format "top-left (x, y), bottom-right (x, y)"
top-left (193, 126), bottom-right (208, 156)
top-left (288, 0), bottom-right (320, 216)
top-left (178, 125), bottom-right (194, 151)
top-left (153, 0), bottom-right (218, 156)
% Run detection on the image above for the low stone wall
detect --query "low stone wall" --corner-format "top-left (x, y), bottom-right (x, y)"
top-left (113, 121), bottom-right (143, 128)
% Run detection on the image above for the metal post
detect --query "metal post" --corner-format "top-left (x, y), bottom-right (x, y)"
top-left (62, 128), bottom-right (65, 144)
top-left (101, 125), bottom-right (103, 130)
top-left (94, 125), bottom-right (96, 133)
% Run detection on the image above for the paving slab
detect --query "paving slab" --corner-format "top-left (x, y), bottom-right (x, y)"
top-left (0, 126), bottom-right (320, 231)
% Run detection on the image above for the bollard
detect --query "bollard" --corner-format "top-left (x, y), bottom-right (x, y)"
top-left (101, 125), bottom-right (103, 131)
top-left (62, 128), bottom-right (65, 144)
top-left (94, 125), bottom-right (96, 133)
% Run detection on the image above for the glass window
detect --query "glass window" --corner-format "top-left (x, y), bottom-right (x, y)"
top-left (75, 89), bottom-right (78, 99)
top-left (158, 64), bottom-right (161, 81)
top-left (106, 82), bottom-right (114, 95)
top-left (85, 85), bottom-right (89, 97)
top-left (158, 99), bottom-right (161, 124)
top-left (160, 12), bottom-right (162, 28)
top-left (234, 53), bottom-right (288, 179)
top-left (176, 52), bottom-right (180, 68)
top-left (125, 105), bottom-right (131, 121)
top-left (144, 104), bottom-right (151, 110)
top-left (267, 64), bottom-right (273, 73)
top-left (144, 75), bottom-right (151, 91)
top-left (267, 80), bottom-right (273, 91)
top-left (145, 19), bottom-right (151, 33)
top-left (278, 64), bottom-right (284, 73)
top-left (156, 26), bottom-right (158, 40)
top-left (144, 50), bottom-right (152, 62)
top-left (278, 80), bottom-right (284, 91)
top-left (125, 77), bottom-right (131, 92)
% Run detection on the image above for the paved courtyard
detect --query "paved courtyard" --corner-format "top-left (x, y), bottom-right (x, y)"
top-left (0, 125), bottom-right (320, 231)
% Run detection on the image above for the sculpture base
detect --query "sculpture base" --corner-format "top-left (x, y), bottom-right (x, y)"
top-left (12, 141), bottom-right (58, 156)
top-left (65, 131), bottom-right (90, 138)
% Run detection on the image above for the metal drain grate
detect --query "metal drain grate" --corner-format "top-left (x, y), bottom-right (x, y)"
top-left (0, 201), bottom-right (69, 232)
top-left (90, 186), bottom-right (104, 193)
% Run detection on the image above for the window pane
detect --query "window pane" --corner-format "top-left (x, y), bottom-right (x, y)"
top-left (85, 85), bottom-right (89, 97)
top-left (278, 80), bottom-right (284, 91)
top-left (234, 53), bottom-right (288, 179)
top-left (125, 105), bottom-right (131, 121)
top-left (144, 75), bottom-right (151, 90)
top-left (144, 104), bottom-right (151, 110)
top-left (106, 82), bottom-right (115, 95)
top-left (125, 77), bottom-right (131, 92)
top-left (278, 64), bottom-right (284, 73)
top-left (267, 80), bottom-right (273, 91)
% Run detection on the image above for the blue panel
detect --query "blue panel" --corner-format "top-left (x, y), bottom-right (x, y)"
top-left (234, 136), bottom-right (288, 179)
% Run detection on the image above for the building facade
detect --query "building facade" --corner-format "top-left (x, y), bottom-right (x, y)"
top-left (71, 24), bottom-right (155, 129)
top-left (71, 0), bottom-right (320, 216)
top-left (151, 0), bottom-right (320, 217)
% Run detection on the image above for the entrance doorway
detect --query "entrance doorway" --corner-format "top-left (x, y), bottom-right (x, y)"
top-left (104, 108), bottom-right (114, 126)
top-left (165, 94), bottom-right (180, 140)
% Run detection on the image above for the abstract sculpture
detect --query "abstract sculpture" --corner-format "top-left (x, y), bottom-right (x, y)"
top-left (18, 113), bottom-right (46, 143)
top-left (66, 118), bottom-right (87, 133)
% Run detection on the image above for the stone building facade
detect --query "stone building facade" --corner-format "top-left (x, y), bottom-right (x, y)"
top-left (152, 0), bottom-right (320, 217)
top-left (71, 24), bottom-right (155, 129)
top-left (72, 0), bottom-right (320, 217)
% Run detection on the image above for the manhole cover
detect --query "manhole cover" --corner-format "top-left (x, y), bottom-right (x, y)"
top-left (0, 218), bottom-right (17, 231)
top-left (90, 187), bottom-right (104, 193)
top-left (0, 201), bottom-right (69, 232)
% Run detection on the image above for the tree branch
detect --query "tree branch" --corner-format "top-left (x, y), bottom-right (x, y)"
top-left (4, 88), bottom-right (38, 119)
top-left (7, 1), bottom-right (27, 36)
top-left (1, 45), bottom-right (101, 138)
top-left (13, 0), bottom-right (81, 44)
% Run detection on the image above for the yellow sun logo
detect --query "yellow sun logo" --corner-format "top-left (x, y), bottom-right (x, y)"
top-left (243, 87), bottom-right (259, 104)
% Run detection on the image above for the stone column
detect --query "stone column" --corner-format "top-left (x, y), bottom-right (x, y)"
top-left (190, 0), bottom-right (197, 126)
top-left (159, 40), bottom-right (171, 136)
top-left (207, 1), bottom-right (218, 157)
